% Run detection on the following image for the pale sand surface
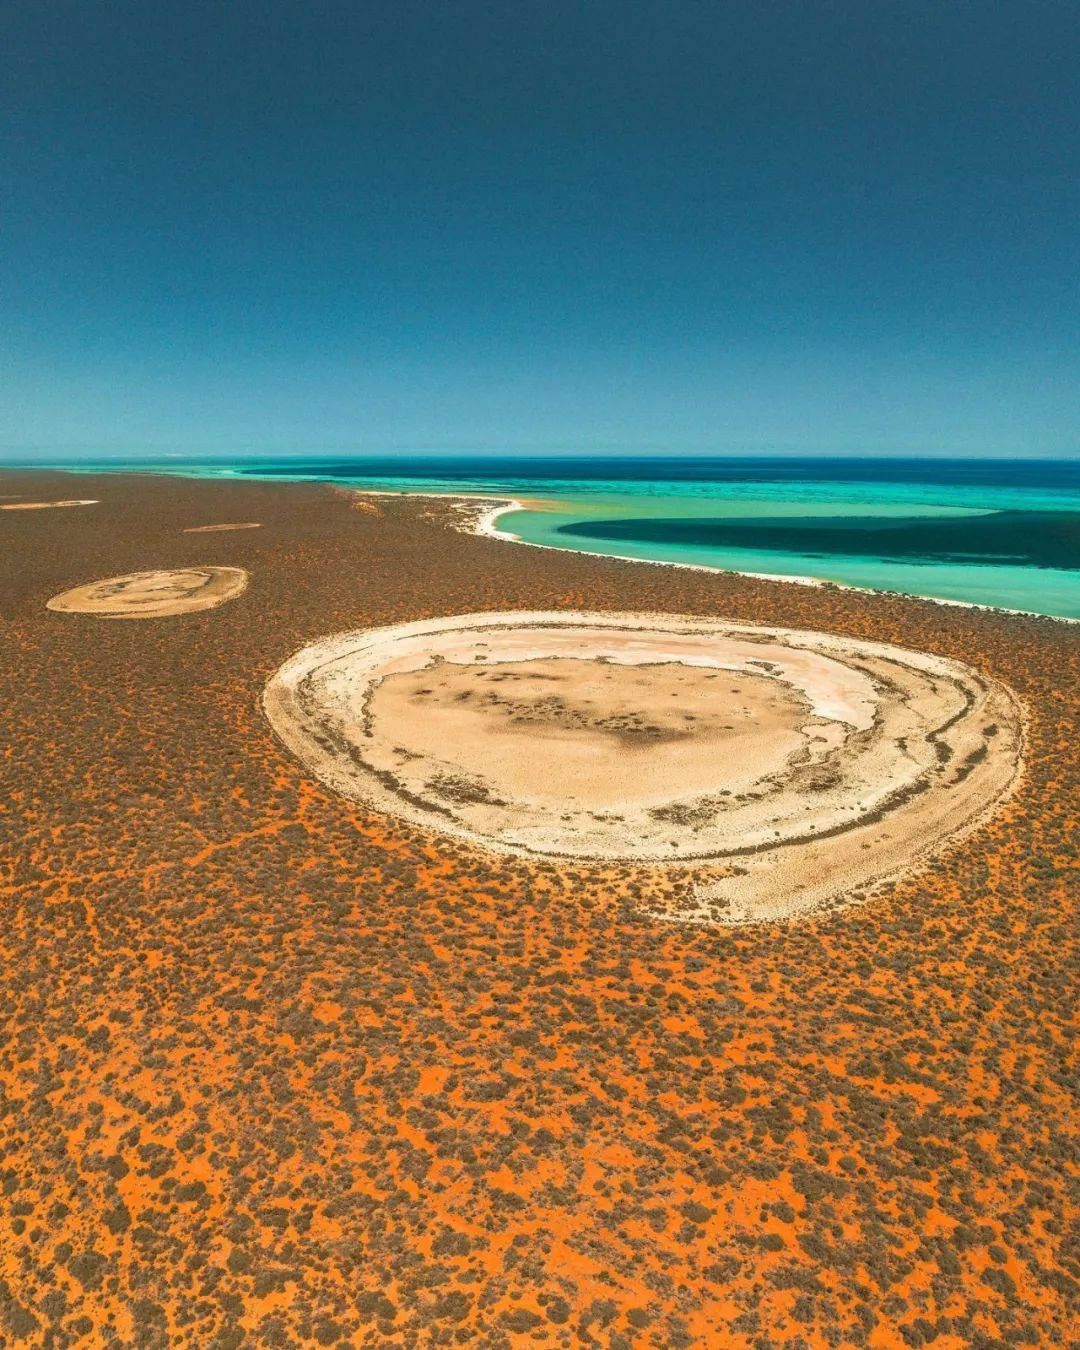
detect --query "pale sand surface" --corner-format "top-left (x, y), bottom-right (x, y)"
top-left (264, 610), bottom-right (1023, 923)
top-left (47, 566), bottom-right (248, 618)
top-left (0, 499), bottom-right (99, 510)
top-left (182, 522), bottom-right (263, 533)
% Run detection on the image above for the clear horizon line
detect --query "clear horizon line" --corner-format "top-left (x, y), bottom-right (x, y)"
top-left (3, 449), bottom-right (1079, 464)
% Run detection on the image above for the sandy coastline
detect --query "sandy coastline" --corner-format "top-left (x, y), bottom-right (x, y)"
top-left (353, 487), bottom-right (1080, 625)
top-left (19, 467), bottom-right (1078, 622)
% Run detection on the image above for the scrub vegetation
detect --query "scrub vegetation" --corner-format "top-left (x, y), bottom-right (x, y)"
top-left (0, 471), bottom-right (1075, 1348)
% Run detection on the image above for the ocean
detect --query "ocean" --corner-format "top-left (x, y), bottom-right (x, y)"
top-left (27, 455), bottom-right (1080, 620)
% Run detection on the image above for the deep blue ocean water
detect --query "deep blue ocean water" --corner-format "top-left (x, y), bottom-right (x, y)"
top-left (23, 456), bottom-right (1080, 619)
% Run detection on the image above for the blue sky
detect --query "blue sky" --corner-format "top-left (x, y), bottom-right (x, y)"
top-left (2, 1), bottom-right (1078, 457)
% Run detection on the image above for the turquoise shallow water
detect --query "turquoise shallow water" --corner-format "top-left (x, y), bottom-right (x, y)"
top-left (20, 456), bottom-right (1080, 619)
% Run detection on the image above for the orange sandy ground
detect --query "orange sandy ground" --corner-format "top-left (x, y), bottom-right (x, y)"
top-left (0, 473), bottom-right (1076, 1349)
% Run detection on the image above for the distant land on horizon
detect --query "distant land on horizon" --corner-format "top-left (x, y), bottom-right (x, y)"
top-left (6, 451), bottom-right (1080, 470)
